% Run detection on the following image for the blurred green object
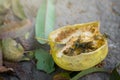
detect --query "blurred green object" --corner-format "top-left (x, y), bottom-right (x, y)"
top-left (35, 0), bottom-right (55, 44)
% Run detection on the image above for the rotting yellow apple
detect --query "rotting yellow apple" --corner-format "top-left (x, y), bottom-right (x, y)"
top-left (49, 21), bottom-right (108, 71)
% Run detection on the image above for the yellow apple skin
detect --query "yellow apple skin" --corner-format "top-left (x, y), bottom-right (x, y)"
top-left (49, 21), bottom-right (108, 71)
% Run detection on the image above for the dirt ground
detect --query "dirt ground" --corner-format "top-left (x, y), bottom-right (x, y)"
top-left (1, 0), bottom-right (120, 80)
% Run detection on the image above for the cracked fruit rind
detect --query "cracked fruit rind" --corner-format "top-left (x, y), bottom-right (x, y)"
top-left (49, 21), bottom-right (108, 71)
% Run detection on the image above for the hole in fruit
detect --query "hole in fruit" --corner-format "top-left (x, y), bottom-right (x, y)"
top-left (55, 28), bottom-right (77, 42)
top-left (62, 35), bottom-right (105, 56)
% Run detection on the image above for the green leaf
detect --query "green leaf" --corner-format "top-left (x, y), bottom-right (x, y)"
top-left (35, 0), bottom-right (55, 44)
top-left (71, 67), bottom-right (108, 80)
top-left (35, 48), bottom-right (55, 73)
top-left (12, 0), bottom-right (26, 19)
top-left (110, 65), bottom-right (120, 80)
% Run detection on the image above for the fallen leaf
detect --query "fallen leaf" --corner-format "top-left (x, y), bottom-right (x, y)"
top-left (11, 0), bottom-right (26, 19)
top-left (0, 19), bottom-right (32, 39)
top-left (35, 0), bottom-right (55, 44)
top-left (0, 66), bottom-right (13, 73)
top-left (35, 48), bottom-right (55, 73)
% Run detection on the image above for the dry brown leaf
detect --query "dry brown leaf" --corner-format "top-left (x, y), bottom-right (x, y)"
top-left (0, 66), bottom-right (13, 73)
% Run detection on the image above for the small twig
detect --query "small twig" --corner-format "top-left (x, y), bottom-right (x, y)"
top-left (70, 67), bottom-right (108, 80)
